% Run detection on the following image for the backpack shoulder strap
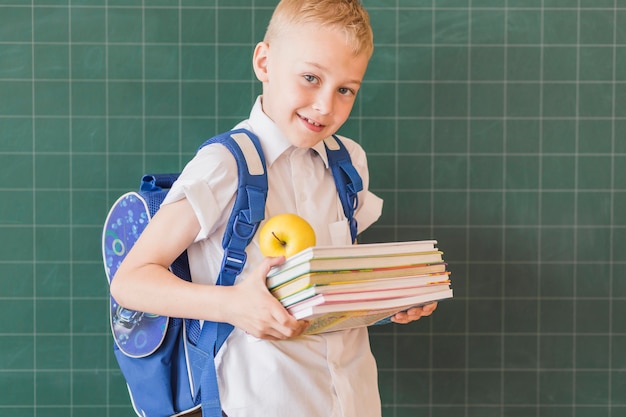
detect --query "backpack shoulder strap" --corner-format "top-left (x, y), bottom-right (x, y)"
top-left (138, 129), bottom-right (268, 286)
top-left (190, 128), bottom-right (268, 417)
top-left (323, 135), bottom-right (364, 244)
top-left (198, 128), bottom-right (268, 286)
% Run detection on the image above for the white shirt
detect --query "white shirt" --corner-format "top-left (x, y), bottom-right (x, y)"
top-left (163, 97), bottom-right (384, 417)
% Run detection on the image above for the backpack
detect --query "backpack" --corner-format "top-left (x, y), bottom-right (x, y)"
top-left (102, 129), bottom-right (363, 417)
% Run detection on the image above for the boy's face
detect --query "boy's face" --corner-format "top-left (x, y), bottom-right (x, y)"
top-left (253, 23), bottom-right (370, 148)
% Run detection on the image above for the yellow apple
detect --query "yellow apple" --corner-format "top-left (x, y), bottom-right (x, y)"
top-left (258, 213), bottom-right (316, 258)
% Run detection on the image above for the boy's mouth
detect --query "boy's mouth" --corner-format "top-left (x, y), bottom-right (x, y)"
top-left (298, 113), bottom-right (324, 128)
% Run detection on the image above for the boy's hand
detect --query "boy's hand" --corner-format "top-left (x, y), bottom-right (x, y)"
top-left (390, 302), bottom-right (438, 324)
top-left (226, 256), bottom-right (309, 340)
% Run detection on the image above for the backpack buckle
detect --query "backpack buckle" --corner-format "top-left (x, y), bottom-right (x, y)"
top-left (232, 214), bottom-right (258, 240)
top-left (220, 248), bottom-right (247, 277)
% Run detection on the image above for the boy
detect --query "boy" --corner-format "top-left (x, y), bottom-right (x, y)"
top-left (111, 0), bottom-right (437, 415)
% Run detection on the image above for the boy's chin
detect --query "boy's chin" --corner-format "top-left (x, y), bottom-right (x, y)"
top-left (289, 122), bottom-right (336, 147)
top-left (287, 135), bottom-right (324, 149)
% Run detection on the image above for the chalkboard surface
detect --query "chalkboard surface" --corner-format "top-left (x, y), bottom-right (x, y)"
top-left (1, 1), bottom-right (625, 416)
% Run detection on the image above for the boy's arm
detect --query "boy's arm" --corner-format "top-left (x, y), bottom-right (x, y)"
top-left (347, 143), bottom-right (438, 325)
top-left (110, 197), bottom-right (308, 340)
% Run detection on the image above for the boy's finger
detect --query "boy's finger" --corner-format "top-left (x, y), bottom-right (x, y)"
top-left (421, 302), bottom-right (438, 315)
top-left (264, 255), bottom-right (286, 269)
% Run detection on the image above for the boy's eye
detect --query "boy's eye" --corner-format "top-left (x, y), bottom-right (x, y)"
top-left (303, 74), bottom-right (318, 84)
top-left (338, 87), bottom-right (355, 96)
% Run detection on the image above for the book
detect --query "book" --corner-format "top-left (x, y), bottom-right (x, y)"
top-left (269, 263), bottom-right (448, 295)
top-left (267, 251), bottom-right (444, 289)
top-left (287, 284), bottom-right (450, 311)
top-left (291, 288), bottom-right (454, 335)
top-left (278, 272), bottom-right (451, 307)
top-left (267, 240), bottom-right (438, 278)
top-left (264, 239), bottom-right (453, 335)
top-left (274, 240), bottom-right (438, 267)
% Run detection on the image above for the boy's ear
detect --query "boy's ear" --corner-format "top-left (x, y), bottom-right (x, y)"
top-left (252, 42), bottom-right (270, 82)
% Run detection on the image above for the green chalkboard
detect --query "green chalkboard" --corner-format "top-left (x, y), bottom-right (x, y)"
top-left (1, 1), bottom-right (625, 416)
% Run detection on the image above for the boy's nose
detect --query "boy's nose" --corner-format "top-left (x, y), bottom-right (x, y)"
top-left (312, 91), bottom-right (333, 115)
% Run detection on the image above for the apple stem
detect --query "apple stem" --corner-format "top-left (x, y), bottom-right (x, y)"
top-left (272, 232), bottom-right (287, 247)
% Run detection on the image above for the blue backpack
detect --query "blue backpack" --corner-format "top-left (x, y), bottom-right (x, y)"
top-left (102, 129), bottom-right (363, 417)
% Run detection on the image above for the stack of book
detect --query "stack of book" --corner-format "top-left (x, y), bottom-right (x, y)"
top-left (266, 240), bottom-right (453, 335)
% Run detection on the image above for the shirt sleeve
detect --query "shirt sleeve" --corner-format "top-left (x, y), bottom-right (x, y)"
top-left (161, 144), bottom-right (238, 243)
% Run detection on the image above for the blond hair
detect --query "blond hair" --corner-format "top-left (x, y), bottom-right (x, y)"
top-left (264, 0), bottom-right (374, 58)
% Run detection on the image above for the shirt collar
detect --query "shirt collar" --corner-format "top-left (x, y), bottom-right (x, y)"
top-left (243, 96), bottom-right (331, 169)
